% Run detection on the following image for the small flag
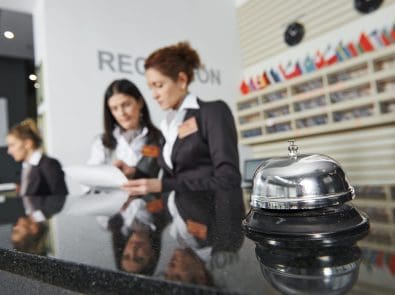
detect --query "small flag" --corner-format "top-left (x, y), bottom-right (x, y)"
top-left (370, 30), bottom-right (383, 49)
top-left (240, 80), bottom-right (249, 95)
top-left (341, 43), bottom-right (352, 59)
top-left (357, 43), bottom-right (365, 54)
top-left (335, 43), bottom-right (350, 62)
top-left (381, 29), bottom-right (392, 46)
top-left (255, 74), bottom-right (265, 89)
top-left (359, 32), bottom-right (375, 52)
top-left (255, 72), bottom-right (270, 89)
top-left (248, 78), bottom-right (257, 91)
top-left (347, 42), bottom-right (359, 57)
top-left (269, 68), bottom-right (281, 83)
top-left (294, 62), bottom-right (302, 77)
top-left (263, 71), bottom-right (271, 86)
top-left (324, 44), bottom-right (338, 65)
top-left (315, 50), bottom-right (326, 69)
top-left (279, 61), bottom-right (302, 80)
top-left (303, 54), bottom-right (316, 73)
top-left (390, 26), bottom-right (395, 41)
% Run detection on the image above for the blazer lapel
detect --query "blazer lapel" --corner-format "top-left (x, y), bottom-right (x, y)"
top-left (25, 165), bottom-right (40, 196)
top-left (171, 109), bottom-right (199, 165)
top-left (24, 156), bottom-right (45, 196)
top-left (158, 151), bottom-right (173, 175)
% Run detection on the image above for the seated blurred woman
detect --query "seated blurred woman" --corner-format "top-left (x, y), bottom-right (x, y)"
top-left (6, 119), bottom-right (68, 221)
top-left (87, 79), bottom-right (162, 180)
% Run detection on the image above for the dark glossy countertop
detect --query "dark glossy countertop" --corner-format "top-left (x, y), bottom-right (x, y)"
top-left (1, 187), bottom-right (395, 295)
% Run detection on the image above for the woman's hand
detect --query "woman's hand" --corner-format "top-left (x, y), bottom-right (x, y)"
top-left (113, 160), bottom-right (136, 178)
top-left (122, 178), bottom-right (162, 196)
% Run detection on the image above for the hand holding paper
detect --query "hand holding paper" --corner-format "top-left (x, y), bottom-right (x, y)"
top-left (122, 178), bottom-right (162, 195)
top-left (112, 160), bottom-right (136, 178)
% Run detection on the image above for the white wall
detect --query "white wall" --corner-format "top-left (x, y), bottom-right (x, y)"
top-left (241, 3), bottom-right (395, 79)
top-left (32, 0), bottom-right (243, 181)
top-left (0, 98), bottom-right (8, 146)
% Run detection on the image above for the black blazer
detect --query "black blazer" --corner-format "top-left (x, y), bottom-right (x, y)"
top-left (159, 99), bottom-right (245, 252)
top-left (133, 131), bottom-right (162, 179)
top-left (21, 155), bottom-right (68, 218)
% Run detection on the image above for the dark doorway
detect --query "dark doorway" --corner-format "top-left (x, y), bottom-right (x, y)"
top-left (0, 9), bottom-right (35, 183)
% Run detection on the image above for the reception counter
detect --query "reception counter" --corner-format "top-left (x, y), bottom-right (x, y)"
top-left (0, 192), bottom-right (394, 294)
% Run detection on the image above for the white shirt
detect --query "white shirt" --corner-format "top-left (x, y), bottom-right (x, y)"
top-left (160, 93), bottom-right (200, 170)
top-left (24, 149), bottom-right (42, 167)
top-left (120, 198), bottom-right (156, 236)
top-left (21, 150), bottom-right (46, 222)
top-left (87, 126), bottom-right (148, 167)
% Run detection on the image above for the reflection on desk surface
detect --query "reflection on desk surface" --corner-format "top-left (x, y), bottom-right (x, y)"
top-left (1, 190), bottom-right (395, 295)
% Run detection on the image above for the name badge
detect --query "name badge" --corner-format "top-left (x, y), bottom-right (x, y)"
top-left (146, 198), bottom-right (164, 213)
top-left (142, 145), bottom-right (160, 158)
top-left (187, 219), bottom-right (207, 240)
top-left (178, 116), bottom-right (198, 139)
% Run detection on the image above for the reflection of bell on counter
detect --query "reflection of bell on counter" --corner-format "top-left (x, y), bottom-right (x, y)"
top-left (256, 242), bottom-right (363, 295)
top-left (242, 140), bottom-right (369, 247)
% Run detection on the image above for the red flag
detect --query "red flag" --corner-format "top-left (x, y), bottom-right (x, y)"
top-left (240, 80), bottom-right (249, 95)
top-left (325, 45), bottom-right (339, 65)
top-left (347, 42), bottom-right (358, 57)
top-left (279, 62), bottom-right (302, 80)
top-left (359, 32), bottom-right (374, 52)
top-left (294, 62), bottom-right (302, 77)
top-left (315, 51), bottom-right (326, 69)
top-left (391, 27), bottom-right (395, 42)
top-left (382, 32), bottom-right (392, 46)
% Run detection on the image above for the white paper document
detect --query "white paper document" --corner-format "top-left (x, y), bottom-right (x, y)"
top-left (64, 165), bottom-right (128, 190)
top-left (0, 183), bottom-right (16, 192)
top-left (65, 191), bottom-right (129, 216)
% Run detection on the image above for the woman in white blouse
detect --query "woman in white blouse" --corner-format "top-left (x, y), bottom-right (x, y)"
top-left (89, 80), bottom-right (166, 274)
top-left (87, 79), bottom-right (162, 179)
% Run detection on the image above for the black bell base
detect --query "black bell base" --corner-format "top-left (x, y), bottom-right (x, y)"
top-left (242, 203), bottom-right (369, 247)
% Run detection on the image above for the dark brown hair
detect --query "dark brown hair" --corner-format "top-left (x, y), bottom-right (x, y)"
top-left (13, 219), bottom-right (49, 256)
top-left (165, 248), bottom-right (214, 286)
top-left (8, 119), bottom-right (43, 149)
top-left (110, 221), bottom-right (161, 275)
top-left (144, 42), bottom-right (201, 85)
top-left (102, 79), bottom-right (161, 149)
